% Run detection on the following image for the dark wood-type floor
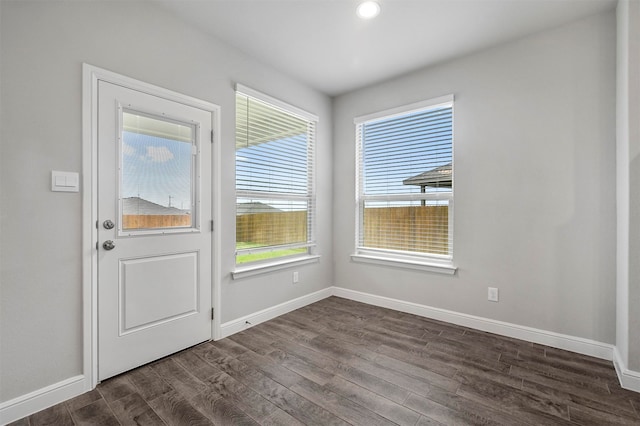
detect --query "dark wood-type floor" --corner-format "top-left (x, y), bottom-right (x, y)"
top-left (10, 296), bottom-right (640, 425)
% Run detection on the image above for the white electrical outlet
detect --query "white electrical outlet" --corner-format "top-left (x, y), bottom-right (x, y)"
top-left (488, 287), bottom-right (499, 302)
top-left (293, 271), bottom-right (299, 283)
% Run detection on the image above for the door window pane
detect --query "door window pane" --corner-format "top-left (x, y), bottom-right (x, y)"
top-left (121, 110), bottom-right (195, 231)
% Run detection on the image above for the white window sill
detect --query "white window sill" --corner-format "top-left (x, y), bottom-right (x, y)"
top-left (232, 255), bottom-right (321, 280)
top-left (351, 253), bottom-right (457, 275)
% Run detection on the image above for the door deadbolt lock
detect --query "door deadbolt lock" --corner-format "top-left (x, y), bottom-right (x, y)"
top-left (102, 240), bottom-right (115, 250)
top-left (103, 219), bottom-right (115, 230)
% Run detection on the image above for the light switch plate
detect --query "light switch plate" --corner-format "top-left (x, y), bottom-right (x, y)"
top-left (488, 287), bottom-right (499, 302)
top-left (51, 170), bottom-right (80, 192)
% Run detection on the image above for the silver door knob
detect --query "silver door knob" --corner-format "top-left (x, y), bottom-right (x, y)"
top-left (103, 219), bottom-right (115, 230)
top-left (103, 240), bottom-right (115, 250)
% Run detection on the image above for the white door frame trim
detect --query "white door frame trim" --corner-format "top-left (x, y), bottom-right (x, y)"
top-left (81, 63), bottom-right (222, 390)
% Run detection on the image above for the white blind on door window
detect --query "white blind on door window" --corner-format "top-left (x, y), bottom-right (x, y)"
top-left (356, 97), bottom-right (453, 259)
top-left (235, 89), bottom-right (316, 264)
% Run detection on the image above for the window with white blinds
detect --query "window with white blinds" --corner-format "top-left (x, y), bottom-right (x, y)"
top-left (355, 95), bottom-right (454, 261)
top-left (235, 85), bottom-right (317, 265)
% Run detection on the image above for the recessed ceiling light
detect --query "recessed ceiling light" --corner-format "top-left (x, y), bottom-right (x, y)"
top-left (357, 1), bottom-right (380, 19)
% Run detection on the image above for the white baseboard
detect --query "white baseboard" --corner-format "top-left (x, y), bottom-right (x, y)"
top-left (0, 375), bottom-right (87, 425)
top-left (613, 347), bottom-right (640, 393)
top-left (333, 287), bottom-right (615, 361)
top-left (219, 287), bottom-right (333, 339)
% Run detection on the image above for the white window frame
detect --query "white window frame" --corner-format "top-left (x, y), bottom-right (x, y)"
top-left (352, 95), bottom-right (457, 275)
top-left (232, 84), bottom-right (319, 278)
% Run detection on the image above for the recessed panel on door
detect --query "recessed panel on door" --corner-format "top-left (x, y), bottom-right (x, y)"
top-left (120, 252), bottom-right (199, 334)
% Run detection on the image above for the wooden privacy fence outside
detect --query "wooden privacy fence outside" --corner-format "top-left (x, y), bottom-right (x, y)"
top-left (123, 214), bottom-right (191, 230)
top-left (236, 211), bottom-right (307, 245)
top-left (363, 206), bottom-right (449, 255)
top-left (235, 207), bottom-right (448, 255)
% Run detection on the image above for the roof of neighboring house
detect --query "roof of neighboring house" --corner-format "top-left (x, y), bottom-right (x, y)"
top-left (402, 163), bottom-right (452, 188)
top-left (236, 202), bottom-right (281, 215)
top-left (122, 197), bottom-right (189, 215)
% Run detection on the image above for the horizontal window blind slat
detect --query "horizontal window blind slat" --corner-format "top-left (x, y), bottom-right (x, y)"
top-left (357, 101), bottom-right (453, 258)
top-left (236, 91), bottom-right (316, 264)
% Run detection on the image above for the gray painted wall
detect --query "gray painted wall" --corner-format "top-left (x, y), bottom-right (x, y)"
top-left (0, 0), bottom-right (333, 402)
top-left (617, 0), bottom-right (640, 372)
top-left (333, 12), bottom-right (616, 343)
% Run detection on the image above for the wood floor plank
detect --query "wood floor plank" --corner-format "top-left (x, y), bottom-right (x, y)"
top-left (427, 335), bottom-right (502, 362)
top-left (403, 393), bottom-right (480, 426)
top-left (288, 306), bottom-right (327, 324)
top-left (190, 391), bottom-right (259, 426)
top-left (505, 357), bottom-right (611, 394)
top-left (316, 316), bottom-right (375, 346)
top-left (606, 379), bottom-right (640, 409)
top-left (260, 408), bottom-right (306, 426)
top-left (375, 316), bottom-right (436, 340)
top-left (270, 314), bottom-right (321, 339)
top-left (521, 378), bottom-right (638, 419)
top-left (173, 349), bottom-right (222, 382)
top-left (64, 388), bottom-right (102, 412)
top-left (70, 399), bottom-right (120, 426)
top-left (345, 354), bottom-right (436, 397)
top-left (303, 334), bottom-right (380, 363)
top-left (97, 374), bottom-right (138, 404)
top-left (289, 378), bottom-right (397, 426)
top-left (148, 389), bottom-right (212, 425)
top-left (415, 415), bottom-right (447, 425)
top-left (383, 311), bottom-right (466, 336)
top-left (424, 386), bottom-right (530, 426)
top-left (373, 352), bottom-right (459, 392)
top-left (453, 363), bottom-right (524, 390)
top-left (456, 376), bottom-right (573, 425)
top-left (515, 349), bottom-right (619, 383)
top-left (257, 317), bottom-right (319, 343)
top-left (325, 375), bottom-right (421, 426)
top-left (374, 345), bottom-right (458, 378)
top-left (379, 341), bottom-right (511, 375)
top-left (191, 342), bottom-right (234, 367)
top-left (327, 360), bottom-right (412, 404)
top-left (568, 404), bottom-right (640, 425)
top-left (266, 348), bottom-right (335, 385)
top-left (228, 329), bottom-right (278, 356)
top-left (320, 297), bottom-right (387, 319)
top-left (126, 365), bottom-right (174, 401)
top-left (438, 329), bottom-right (528, 357)
top-left (306, 303), bottom-right (371, 326)
top-left (296, 334), bottom-right (366, 364)
top-left (202, 370), bottom-right (281, 421)
top-left (228, 365), bottom-right (350, 425)
top-left (29, 404), bottom-right (74, 426)
top-left (377, 345), bottom-right (511, 377)
top-left (150, 358), bottom-right (209, 400)
top-left (364, 322), bottom-right (430, 350)
top-left (237, 350), bottom-right (305, 388)
top-left (333, 296), bottom-right (390, 312)
top-left (271, 339), bottom-right (341, 371)
top-left (209, 336), bottom-right (251, 358)
top-left (544, 345), bottom-right (616, 369)
top-left (281, 310), bottom-right (331, 334)
top-left (109, 392), bottom-right (166, 426)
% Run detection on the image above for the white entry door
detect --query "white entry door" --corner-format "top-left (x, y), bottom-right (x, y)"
top-left (97, 81), bottom-right (213, 381)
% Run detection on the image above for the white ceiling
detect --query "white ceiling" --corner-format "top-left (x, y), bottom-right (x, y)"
top-left (156, 0), bottom-right (616, 96)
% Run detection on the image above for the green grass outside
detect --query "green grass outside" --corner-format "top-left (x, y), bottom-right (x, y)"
top-left (236, 242), bottom-right (307, 264)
